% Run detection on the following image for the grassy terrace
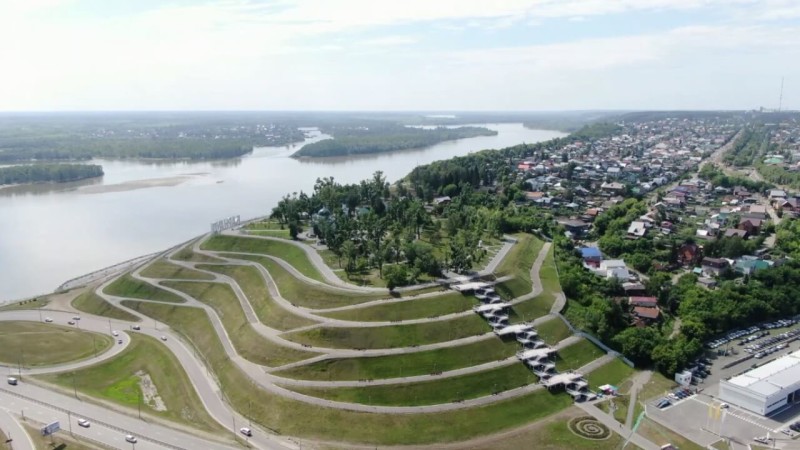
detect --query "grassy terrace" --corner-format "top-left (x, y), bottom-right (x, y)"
top-left (285, 363), bottom-right (539, 406)
top-left (638, 416), bottom-right (705, 450)
top-left (494, 234), bottom-right (544, 299)
top-left (107, 300), bottom-right (577, 445)
top-left (585, 358), bottom-right (635, 390)
top-left (197, 264), bottom-right (317, 331)
top-left (172, 245), bottom-right (225, 263)
top-left (536, 318), bottom-right (572, 345)
top-left (160, 281), bottom-right (317, 366)
top-left (37, 334), bottom-right (224, 434)
top-left (282, 314), bottom-right (490, 349)
top-left (554, 339), bottom-right (605, 372)
top-left (202, 234), bottom-right (325, 282)
top-left (72, 290), bottom-right (140, 322)
top-left (104, 274), bottom-right (184, 303)
top-left (276, 337), bottom-right (520, 381)
top-left (139, 259), bottom-right (215, 280)
top-left (320, 292), bottom-right (475, 322)
top-left (0, 321), bottom-right (113, 367)
top-left (226, 254), bottom-right (398, 308)
top-left (510, 245), bottom-right (562, 321)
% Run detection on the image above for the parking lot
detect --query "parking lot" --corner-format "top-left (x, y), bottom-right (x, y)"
top-left (644, 320), bottom-right (800, 449)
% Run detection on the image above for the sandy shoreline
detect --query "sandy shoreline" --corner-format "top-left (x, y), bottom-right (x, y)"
top-left (77, 174), bottom-right (206, 194)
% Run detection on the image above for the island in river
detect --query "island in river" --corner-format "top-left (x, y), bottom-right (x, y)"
top-left (291, 124), bottom-right (497, 158)
top-left (0, 163), bottom-right (104, 186)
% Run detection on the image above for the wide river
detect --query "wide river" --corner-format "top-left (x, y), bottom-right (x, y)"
top-left (0, 123), bottom-right (565, 301)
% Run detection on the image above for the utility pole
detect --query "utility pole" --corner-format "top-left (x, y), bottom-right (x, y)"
top-left (72, 372), bottom-right (77, 398)
top-left (138, 391), bottom-right (142, 419)
top-left (67, 411), bottom-right (73, 435)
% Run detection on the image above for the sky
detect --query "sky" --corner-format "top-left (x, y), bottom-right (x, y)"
top-left (0, 0), bottom-right (798, 111)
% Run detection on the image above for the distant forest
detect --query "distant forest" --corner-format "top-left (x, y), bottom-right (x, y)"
top-left (292, 125), bottom-right (497, 158)
top-left (0, 163), bottom-right (103, 186)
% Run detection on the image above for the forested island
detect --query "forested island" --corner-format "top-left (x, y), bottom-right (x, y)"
top-left (0, 163), bottom-right (103, 186)
top-left (291, 125), bottom-right (497, 158)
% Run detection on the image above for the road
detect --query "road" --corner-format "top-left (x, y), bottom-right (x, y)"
top-left (0, 408), bottom-right (34, 450)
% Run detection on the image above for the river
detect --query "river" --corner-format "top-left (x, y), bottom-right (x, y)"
top-left (0, 123), bottom-right (565, 301)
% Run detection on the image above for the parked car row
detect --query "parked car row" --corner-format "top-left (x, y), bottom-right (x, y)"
top-left (754, 343), bottom-right (790, 359)
top-left (668, 388), bottom-right (695, 402)
top-left (762, 318), bottom-right (798, 329)
top-left (707, 326), bottom-right (761, 349)
top-left (706, 317), bottom-right (800, 350)
top-left (747, 329), bottom-right (800, 355)
top-left (789, 421), bottom-right (800, 432)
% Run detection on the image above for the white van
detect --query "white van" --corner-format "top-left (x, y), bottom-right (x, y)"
top-left (7, 377), bottom-right (18, 385)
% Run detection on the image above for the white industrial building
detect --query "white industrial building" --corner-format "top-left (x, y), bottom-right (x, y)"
top-left (719, 349), bottom-right (800, 416)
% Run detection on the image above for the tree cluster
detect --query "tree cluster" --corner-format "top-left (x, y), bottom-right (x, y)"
top-left (0, 163), bottom-right (103, 185)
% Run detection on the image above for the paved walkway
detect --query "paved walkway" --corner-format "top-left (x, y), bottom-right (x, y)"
top-left (626, 370), bottom-right (652, 428)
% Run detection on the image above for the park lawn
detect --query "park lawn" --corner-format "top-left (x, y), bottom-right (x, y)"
top-left (536, 318), bottom-right (572, 345)
top-left (633, 371), bottom-right (677, 419)
top-left (72, 291), bottom-right (140, 322)
top-left (509, 245), bottom-right (562, 321)
top-left (610, 394), bottom-right (630, 424)
top-left (172, 245), bottom-right (225, 263)
top-left (555, 339), bottom-right (605, 372)
top-left (637, 417), bottom-right (705, 450)
top-left (198, 264), bottom-right (317, 330)
top-left (286, 363), bottom-right (538, 406)
top-left (227, 254), bottom-right (393, 308)
top-left (37, 334), bottom-right (224, 434)
top-left (103, 274), bottom-right (184, 303)
top-left (248, 229), bottom-right (291, 238)
top-left (111, 299), bottom-right (579, 445)
top-left (320, 292), bottom-right (474, 322)
top-left (139, 259), bottom-right (215, 280)
top-left (160, 281), bottom-right (317, 366)
top-left (282, 314), bottom-right (490, 349)
top-left (466, 408), bottom-right (634, 450)
top-left (0, 321), bottom-right (112, 367)
top-left (585, 359), bottom-right (635, 391)
top-left (0, 296), bottom-right (49, 311)
top-left (275, 337), bottom-right (520, 381)
top-left (201, 234), bottom-right (324, 282)
top-left (493, 234), bottom-right (544, 299)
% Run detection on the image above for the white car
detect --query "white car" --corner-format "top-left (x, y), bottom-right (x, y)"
top-left (77, 419), bottom-right (90, 428)
top-left (44, 317), bottom-right (53, 323)
top-left (112, 331), bottom-right (119, 337)
top-left (125, 435), bottom-right (137, 443)
top-left (239, 427), bottom-right (252, 437)
top-left (160, 336), bottom-right (167, 341)
top-left (132, 325), bottom-right (141, 330)
top-left (72, 316), bottom-right (81, 320)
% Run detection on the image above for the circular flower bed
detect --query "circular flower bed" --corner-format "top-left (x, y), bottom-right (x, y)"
top-left (568, 416), bottom-right (612, 440)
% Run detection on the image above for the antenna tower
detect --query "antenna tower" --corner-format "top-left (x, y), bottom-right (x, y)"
top-left (778, 77), bottom-right (784, 112)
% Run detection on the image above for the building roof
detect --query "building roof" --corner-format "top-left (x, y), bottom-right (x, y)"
top-left (727, 349), bottom-right (800, 397)
top-left (451, 282), bottom-right (489, 292)
top-left (474, 303), bottom-right (511, 313)
top-left (495, 323), bottom-right (532, 336)
top-left (601, 259), bottom-right (627, 269)
top-left (633, 306), bottom-right (660, 319)
top-left (543, 372), bottom-right (584, 387)
top-left (580, 247), bottom-right (602, 258)
top-left (629, 296), bottom-right (658, 307)
top-left (517, 348), bottom-right (556, 360)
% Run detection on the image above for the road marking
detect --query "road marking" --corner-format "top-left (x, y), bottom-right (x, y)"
top-left (689, 397), bottom-right (773, 431)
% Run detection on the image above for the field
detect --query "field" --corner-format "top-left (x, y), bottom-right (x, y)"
top-left (585, 359), bottom-right (635, 391)
top-left (494, 234), bottom-right (544, 299)
top-left (37, 334), bottom-right (224, 434)
top-left (275, 337), bottom-right (520, 381)
top-left (23, 423), bottom-right (99, 450)
top-left (198, 263), bottom-right (317, 330)
top-left (0, 321), bottom-right (112, 367)
top-left (72, 291), bottom-right (140, 322)
top-left (282, 314), bottom-right (490, 349)
top-left (0, 296), bottom-right (49, 311)
top-left (139, 259), bottom-right (215, 280)
top-left (103, 275), bottom-right (184, 303)
top-left (637, 417), bottom-right (705, 450)
top-left (554, 339), bottom-right (605, 372)
top-left (320, 292), bottom-right (475, 321)
top-left (285, 363), bottom-right (539, 406)
top-left (510, 245), bottom-right (562, 320)
top-left (536, 318), bottom-right (572, 345)
top-left (201, 235), bottom-right (324, 282)
top-left (172, 245), bottom-right (225, 263)
top-left (160, 280), bottom-right (317, 366)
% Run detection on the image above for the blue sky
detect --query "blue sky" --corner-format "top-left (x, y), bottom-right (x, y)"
top-left (0, 0), bottom-right (798, 111)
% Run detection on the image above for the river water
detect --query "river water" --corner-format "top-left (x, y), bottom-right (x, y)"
top-left (0, 123), bottom-right (565, 301)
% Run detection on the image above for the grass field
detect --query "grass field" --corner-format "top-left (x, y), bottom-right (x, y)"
top-left (467, 408), bottom-right (635, 450)
top-left (510, 245), bottom-right (562, 321)
top-left (554, 339), bottom-right (605, 372)
top-left (277, 338), bottom-right (519, 381)
top-left (282, 314), bottom-right (490, 349)
top-left (37, 334), bottom-right (224, 434)
top-left (172, 245), bottom-right (225, 263)
top-left (637, 417), bottom-right (705, 450)
top-left (201, 234), bottom-right (324, 282)
top-left (160, 281), bottom-right (317, 366)
top-left (104, 274), bottom-right (184, 303)
top-left (227, 254), bottom-right (394, 308)
top-left (633, 371), bottom-right (676, 419)
top-left (23, 423), bottom-right (99, 450)
top-left (493, 234), bottom-right (544, 299)
top-left (585, 359), bottom-right (635, 391)
top-left (0, 321), bottom-right (112, 367)
top-left (320, 292), bottom-right (475, 322)
top-left (72, 291), bottom-right (140, 322)
top-left (0, 296), bottom-right (49, 311)
top-left (121, 299), bottom-right (578, 445)
top-left (139, 259), bottom-right (215, 280)
top-left (197, 264), bottom-right (317, 330)
top-left (286, 363), bottom-right (539, 406)
top-left (536, 318), bottom-right (572, 345)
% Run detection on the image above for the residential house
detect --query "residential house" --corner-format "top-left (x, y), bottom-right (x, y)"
top-left (724, 228), bottom-right (749, 239)
top-left (678, 243), bottom-right (701, 266)
top-left (629, 296), bottom-right (659, 308)
top-left (627, 221), bottom-right (648, 238)
top-left (558, 219), bottom-right (590, 238)
top-left (769, 189), bottom-right (788, 201)
top-left (622, 282), bottom-right (647, 295)
top-left (738, 218), bottom-right (762, 235)
top-left (598, 259), bottom-right (630, 281)
top-left (734, 257), bottom-right (773, 275)
top-left (632, 306), bottom-right (661, 325)
top-left (580, 247), bottom-right (603, 266)
top-left (701, 257), bottom-right (730, 277)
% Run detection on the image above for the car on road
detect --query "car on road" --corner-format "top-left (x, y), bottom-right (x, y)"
top-left (118, 339), bottom-right (123, 344)
top-left (160, 336), bottom-right (167, 341)
top-left (132, 325), bottom-right (141, 330)
top-left (44, 317), bottom-right (53, 323)
top-left (112, 331), bottom-right (119, 337)
top-left (125, 435), bottom-right (137, 443)
top-left (240, 427), bottom-right (252, 437)
top-left (7, 377), bottom-right (18, 386)
top-left (68, 321), bottom-right (75, 325)
top-left (720, 403), bottom-right (728, 409)
top-left (72, 316), bottom-right (81, 320)
top-left (77, 419), bottom-right (90, 428)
